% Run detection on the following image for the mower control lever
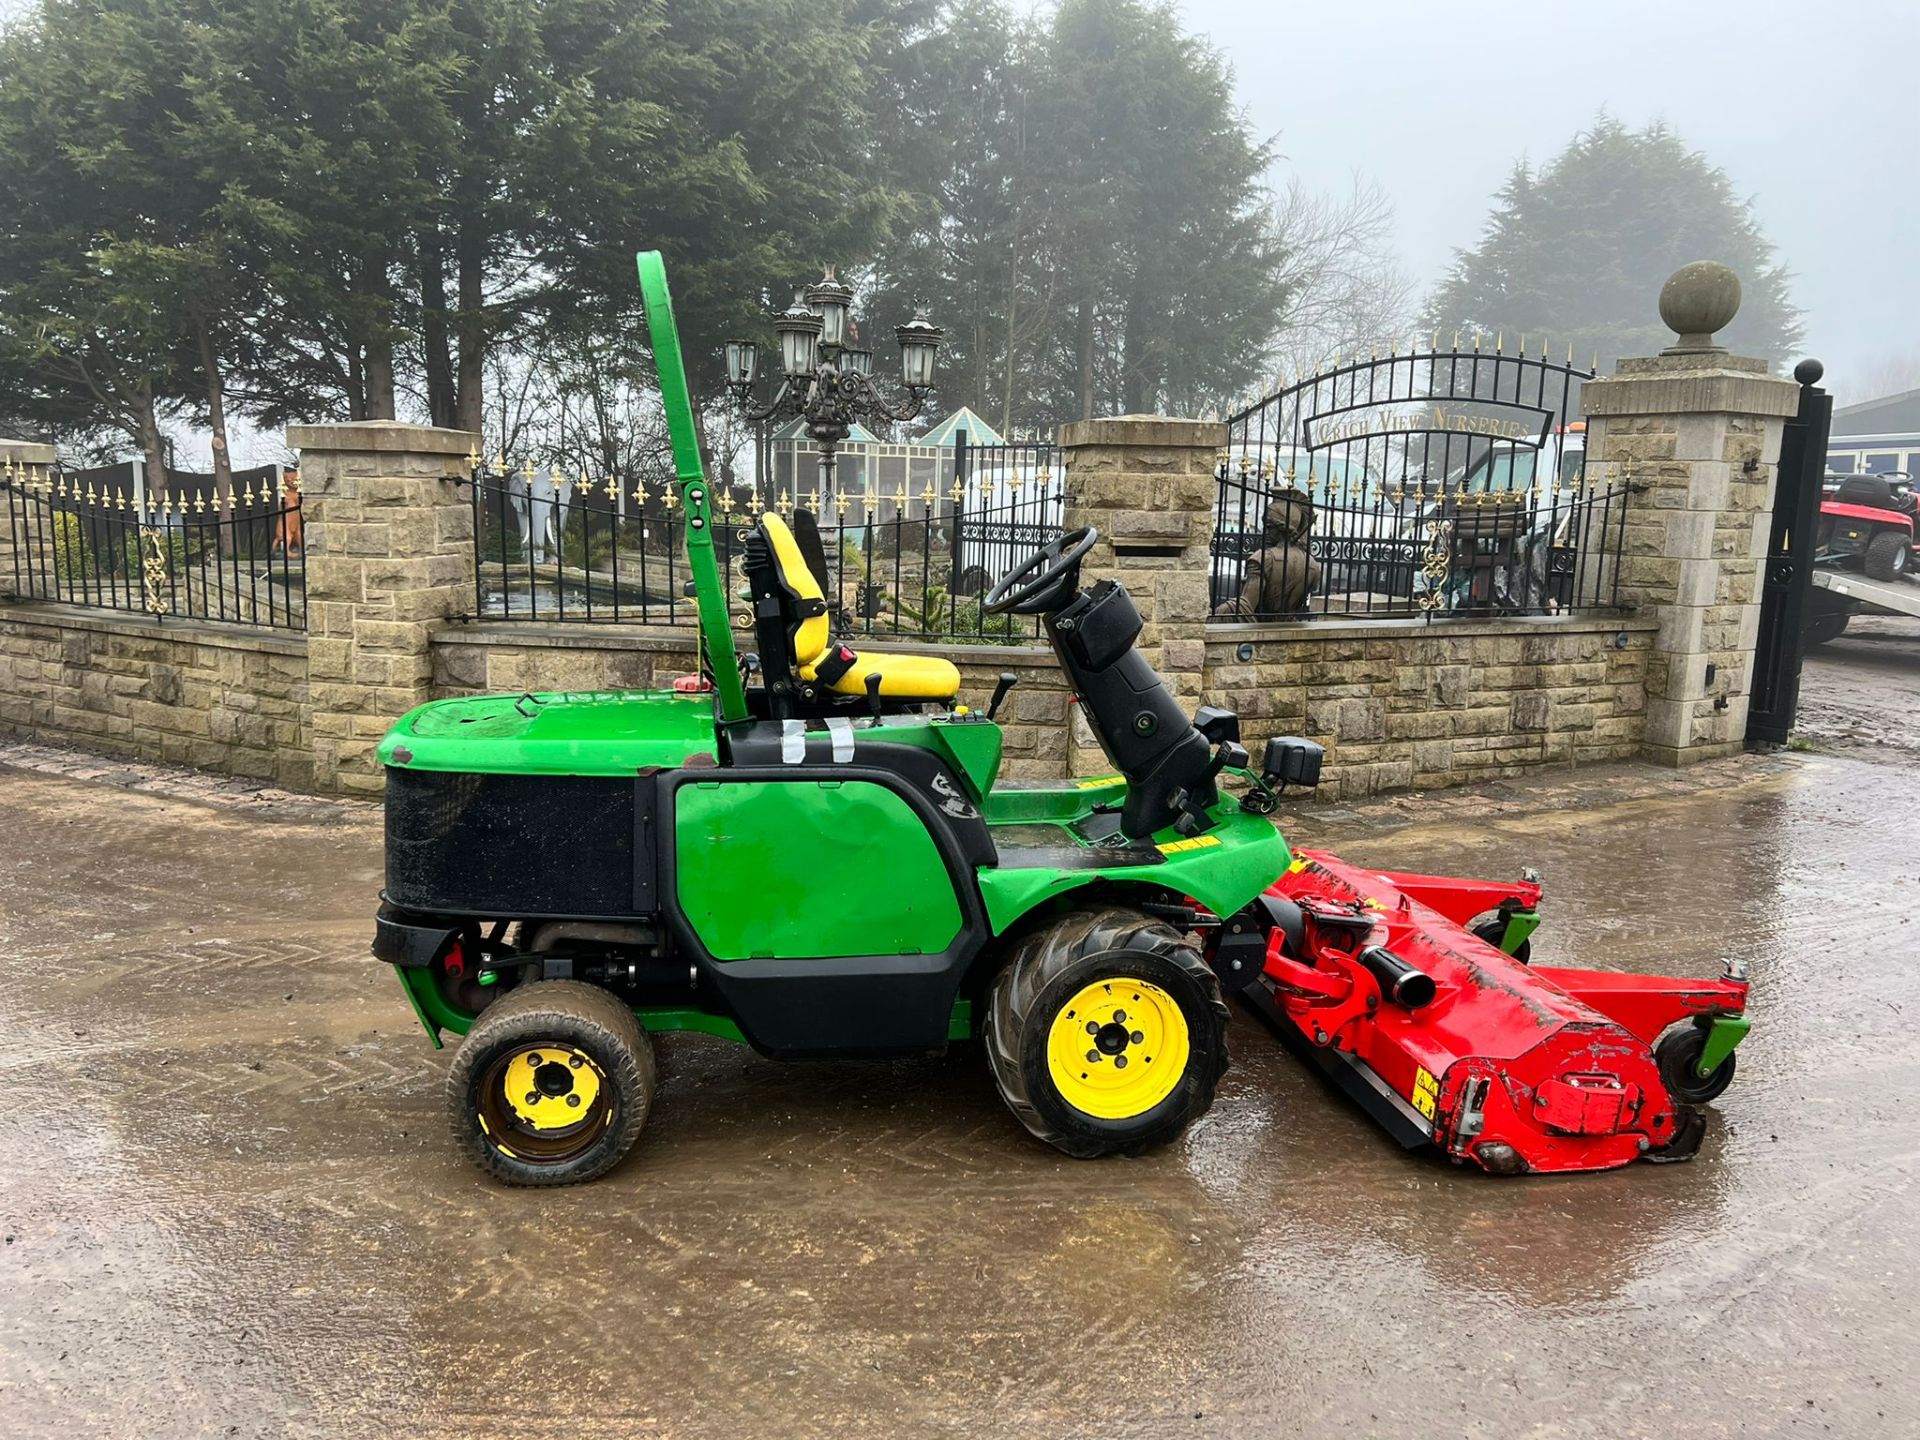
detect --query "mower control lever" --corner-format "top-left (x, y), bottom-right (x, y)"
top-left (986, 672), bottom-right (1019, 721)
top-left (864, 672), bottom-right (884, 724)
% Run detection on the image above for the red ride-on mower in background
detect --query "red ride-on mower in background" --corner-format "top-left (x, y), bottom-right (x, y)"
top-left (1819, 472), bottom-right (1918, 582)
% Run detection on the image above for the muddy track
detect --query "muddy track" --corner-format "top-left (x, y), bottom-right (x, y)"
top-left (1, 746), bottom-right (1916, 1437)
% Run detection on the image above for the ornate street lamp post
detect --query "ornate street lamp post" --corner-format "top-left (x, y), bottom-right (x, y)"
top-left (724, 266), bottom-right (943, 501)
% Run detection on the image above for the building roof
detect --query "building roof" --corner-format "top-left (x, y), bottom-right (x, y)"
top-left (769, 405), bottom-right (1007, 450)
top-left (917, 406), bottom-right (1005, 448)
top-left (1831, 387), bottom-right (1920, 437)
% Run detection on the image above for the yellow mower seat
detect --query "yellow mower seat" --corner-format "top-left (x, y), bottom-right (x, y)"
top-left (760, 514), bottom-right (960, 701)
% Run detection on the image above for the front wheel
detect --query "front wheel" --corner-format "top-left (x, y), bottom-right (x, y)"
top-left (1654, 1019), bottom-right (1736, 1105)
top-left (1865, 529), bottom-right (1910, 582)
top-left (984, 906), bottom-right (1229, 1158)
top-left (447, 979), bottom-right (656, 1186)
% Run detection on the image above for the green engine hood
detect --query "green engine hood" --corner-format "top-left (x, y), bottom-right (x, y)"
top-left (381, 690), bottom-right (718, 775)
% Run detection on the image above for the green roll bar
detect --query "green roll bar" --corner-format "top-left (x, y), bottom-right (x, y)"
top-left (636, 250), bottom-right (749, 726)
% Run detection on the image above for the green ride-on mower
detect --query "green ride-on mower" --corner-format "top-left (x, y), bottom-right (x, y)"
top-left (373, 253), bottom-right (1753, 1185)
top-left (373, 253), bottom-right (1296, 1184)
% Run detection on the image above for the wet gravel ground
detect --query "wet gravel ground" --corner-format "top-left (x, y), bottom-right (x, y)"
top-left (1, 634), bottom-right (1916, 1438)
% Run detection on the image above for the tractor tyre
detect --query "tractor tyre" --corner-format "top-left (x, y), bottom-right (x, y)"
top-left (447, 979), bottom-right (656, 1186)
top-left (984, 906), bottom-right (1229, 1159)
top-left (1654, 1019), bottom-right (1736, 1106)
top-left (1864, 529), bottom-right (1910, 582)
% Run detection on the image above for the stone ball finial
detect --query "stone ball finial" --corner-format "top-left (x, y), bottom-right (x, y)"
top-left (1658, 261), bottom-right (1742, 354)
top-left (1793, 357), bottom-right (1825, 387)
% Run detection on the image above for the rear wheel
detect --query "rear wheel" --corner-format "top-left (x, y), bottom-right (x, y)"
top-left (1807, 607), bottom-right (1851, 647)
top-left (447, 980), bottom-right (656, 1186)
top-left (1865, 529), bottom-right (1910, 581)
top-left (984, 906), bottom-right (1229, 1158)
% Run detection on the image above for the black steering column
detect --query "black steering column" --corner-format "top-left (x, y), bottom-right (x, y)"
top-left (984, 527), bottom-right (1239, 840)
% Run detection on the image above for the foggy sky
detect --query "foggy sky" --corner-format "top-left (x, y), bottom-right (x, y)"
top-left (2, 0), bottom-right (1913, 464)
top-left (1178, 0), bottom-right (1918, 398)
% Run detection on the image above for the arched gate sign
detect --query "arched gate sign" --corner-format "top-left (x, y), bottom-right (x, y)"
top-left (1211, 343), bottom-right (1634, 621)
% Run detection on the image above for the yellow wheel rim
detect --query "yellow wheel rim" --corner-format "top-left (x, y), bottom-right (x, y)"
top-left (1046, 978), bottom-right (1189, 1120)
top-left (500, 1044), bottom-right (606, 1134)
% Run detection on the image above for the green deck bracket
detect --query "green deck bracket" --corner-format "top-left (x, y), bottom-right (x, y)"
top-left (1697, 1014), bottom-right (1750, 1076)
top-left (1500, 908), bottom-right (1542, 956)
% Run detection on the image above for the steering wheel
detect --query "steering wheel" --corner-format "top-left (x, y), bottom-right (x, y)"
top-left (983, 526), bottom-right (1100, 615)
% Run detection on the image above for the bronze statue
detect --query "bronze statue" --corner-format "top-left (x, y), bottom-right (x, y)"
top-left (1214, 487), bottom-right (1319, 618)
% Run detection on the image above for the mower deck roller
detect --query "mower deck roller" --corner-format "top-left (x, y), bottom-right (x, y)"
top-left (370, 250), bottom-right (1753, 1186)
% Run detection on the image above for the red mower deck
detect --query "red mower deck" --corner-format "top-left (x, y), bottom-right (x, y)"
top-left (1230, 851), bottom-right (1750, 1175)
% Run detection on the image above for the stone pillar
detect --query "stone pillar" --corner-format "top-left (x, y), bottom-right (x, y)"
top-left (1059, 414), bottom-right (1224, 776)
top-left (0, 440), bottom-right (57, 599)
top-left (286, 421), bottom-right (478, 796)
top-left (1581, 264), bottom-right (1800, 765)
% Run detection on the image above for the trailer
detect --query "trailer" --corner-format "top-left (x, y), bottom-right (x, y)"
top-left (1809, 565), bottom-right (1920, 644)
top-left (1812, 566), bottom-right (1920, 621)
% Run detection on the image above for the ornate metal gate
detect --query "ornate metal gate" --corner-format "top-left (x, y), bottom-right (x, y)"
top-left (1213, 341), bottom-right (1633, 620)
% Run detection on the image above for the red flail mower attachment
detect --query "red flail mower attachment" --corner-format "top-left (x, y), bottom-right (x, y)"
top-left (1211, 851), bottom-right (1751, 1175)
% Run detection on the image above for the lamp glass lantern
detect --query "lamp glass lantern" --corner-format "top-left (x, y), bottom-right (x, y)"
top-left (842, 346), bottom-right (874, 377)
top-left (895, 309), bottom-right (944, 390)
top-left (773, 293), bottom-right (824, 378)
top-left (805, 267), bottom-right (854, 349)
top-left (723, 339), bottom-right (758, 391)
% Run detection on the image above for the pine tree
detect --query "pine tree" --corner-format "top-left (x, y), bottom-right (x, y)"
top-left (1426, 118), bottom-right (1802, 370)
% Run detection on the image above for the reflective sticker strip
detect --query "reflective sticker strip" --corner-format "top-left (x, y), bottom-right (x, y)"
top-left (1411, 1066), bottom-right (1440, 1121)
top-left (825, 717), bottom-right (855, 763)
top-left (781, 719), bottom-right (806, 764)
top-left (1075, 774), bottom-right (1124, 789)
top-left (1156, 834), bottom-right (1223, 855)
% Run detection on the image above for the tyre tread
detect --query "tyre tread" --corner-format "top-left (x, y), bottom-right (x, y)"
top-left (446, 979), bottom-right (656, 1186)
top-left (984, 905), bottom-right (1228, 1158)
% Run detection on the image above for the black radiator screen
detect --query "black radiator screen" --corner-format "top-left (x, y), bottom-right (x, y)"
top-left (385, 769), bottom-right (640, 917)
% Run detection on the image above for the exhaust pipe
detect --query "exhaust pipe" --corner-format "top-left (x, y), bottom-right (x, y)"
top-left (1358, 946), bottom-right (1436, 1009)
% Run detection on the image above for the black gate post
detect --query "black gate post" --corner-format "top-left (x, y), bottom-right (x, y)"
top-left (1746, 358), bottom-right (1833, 746)
top-left (948, 427), bottom-right (968, 580)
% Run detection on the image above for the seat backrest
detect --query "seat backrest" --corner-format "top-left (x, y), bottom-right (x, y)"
top-left (759, 513), bottom-right (832, 669)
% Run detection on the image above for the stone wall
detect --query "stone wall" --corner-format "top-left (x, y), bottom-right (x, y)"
top-left (1206, 615), bottom-right (1655, 799)
top-left (288, 421), bottom-right (476, 797)
top-left (0, 304), bottom-right (1780, 802)
top-left (1583, 355), bottom-right (1798, 763)
top-left (0, 603), bottom-right (309, 786)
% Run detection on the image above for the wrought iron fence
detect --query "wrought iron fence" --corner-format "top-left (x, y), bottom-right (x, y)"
top-left (1, 459), bottom-right (306, 629)
top-left (467, 438), bottom-right (1063, 642)
top-left (1212, 343), bottom-right (1634, 620)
